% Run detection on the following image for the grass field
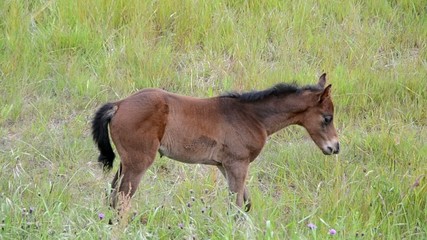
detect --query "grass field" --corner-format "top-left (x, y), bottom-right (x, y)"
top-left (1, 0), bottom-right (426, 239)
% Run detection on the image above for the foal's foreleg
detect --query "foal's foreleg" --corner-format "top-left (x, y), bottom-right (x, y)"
top-left (217, 163), bottom-right (251, 211)
top-left (243, 187), bottom-right (251, 212)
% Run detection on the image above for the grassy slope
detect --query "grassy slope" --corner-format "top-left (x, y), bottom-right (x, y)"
top-left (1, 0), bottom-right (426, 239)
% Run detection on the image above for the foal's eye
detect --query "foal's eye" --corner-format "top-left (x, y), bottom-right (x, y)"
top-left (323, 115), bottom-right (333, 125)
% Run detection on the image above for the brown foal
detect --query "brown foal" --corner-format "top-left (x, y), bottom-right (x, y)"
top-left (92, 73), bottom-right (339, 212)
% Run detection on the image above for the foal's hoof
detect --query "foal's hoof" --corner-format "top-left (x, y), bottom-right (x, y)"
top-left (234, 212), bottom-right (246, 222)
top-left (244, 202), bottom-right (251, 212)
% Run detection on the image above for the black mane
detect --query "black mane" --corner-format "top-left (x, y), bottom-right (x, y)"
top-left (220, 83), bottom-right (322, 102)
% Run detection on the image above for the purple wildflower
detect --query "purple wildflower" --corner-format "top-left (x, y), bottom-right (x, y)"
top-left (98, 213), bottom-right (105, 220)
top-left (178, 223), bottom-right (184, 229)
top-left (307, 223), bottom-right (317, 230)
top-left (29, 207), bottom-right (34, 214)
top-left (328, 229), bottom-right (337, 235)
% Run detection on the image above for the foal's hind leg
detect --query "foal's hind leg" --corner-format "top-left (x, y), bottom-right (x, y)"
top-left (109, 163), bottom-right (122, 208)
top-left (217, 163), bottom-right (251, 211)
top-left (111, 139), bottom-right (160, 210)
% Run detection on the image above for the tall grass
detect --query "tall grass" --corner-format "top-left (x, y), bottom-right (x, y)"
top-left (1, 0), bottom-right (426, 239)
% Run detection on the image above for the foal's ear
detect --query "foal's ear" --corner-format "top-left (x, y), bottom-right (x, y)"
top-left (318, 73), bottom-right (327, 88)
top-left (318, 84), bottom-right (332, 103)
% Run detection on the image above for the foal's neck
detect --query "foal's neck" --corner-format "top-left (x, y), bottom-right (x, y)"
top-left (250, 94), bottom-right (312, 135)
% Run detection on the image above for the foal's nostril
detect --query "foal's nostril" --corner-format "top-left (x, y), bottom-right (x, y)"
top-left (333, 142), bottom-right (340, 154)
top-left (327, 146), bottom-right (333, 154)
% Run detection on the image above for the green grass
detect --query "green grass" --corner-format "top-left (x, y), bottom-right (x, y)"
top-left (1, 0), bottom-right (426, 239)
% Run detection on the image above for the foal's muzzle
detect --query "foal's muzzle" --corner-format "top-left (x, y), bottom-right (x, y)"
top-left (322, 141), bottom-right (340, 155)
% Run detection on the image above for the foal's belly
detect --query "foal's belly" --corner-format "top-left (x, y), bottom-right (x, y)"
top-left (159, 135), bottom-right (221, 165)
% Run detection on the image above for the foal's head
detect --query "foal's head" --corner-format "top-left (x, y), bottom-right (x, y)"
top-left (299, 74), bottom-right (340, 155)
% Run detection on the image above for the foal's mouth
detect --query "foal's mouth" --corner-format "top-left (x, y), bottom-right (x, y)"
top-left (322, 142), bottom-right (340, 155)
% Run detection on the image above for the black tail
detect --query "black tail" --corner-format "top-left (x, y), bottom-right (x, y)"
top-left (91, 103), bottom-right (116, 171)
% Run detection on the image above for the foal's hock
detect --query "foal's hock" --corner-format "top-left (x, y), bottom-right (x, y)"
top-left (91, 73), bottom-right (340, 211)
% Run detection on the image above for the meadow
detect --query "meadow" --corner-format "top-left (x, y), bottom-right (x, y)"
top-left (1, 0), bottom-right (426, 239)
